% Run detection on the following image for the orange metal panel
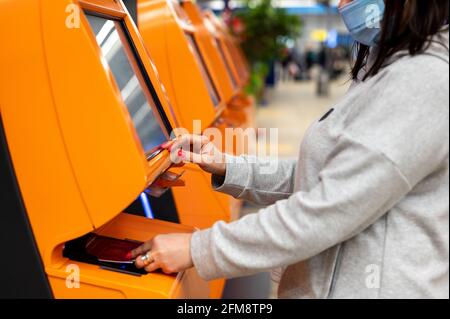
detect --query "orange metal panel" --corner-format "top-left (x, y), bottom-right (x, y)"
top-left (0, 0), bottom-right (94, 268)
top-left (41, 0), bottom-right (173, 229)
top-left (48, 214), bottom-right (209, 298)
top-left (0, 0), bottom-right (208, 298)
top-left (203, 10), bottom-right (250, 87)
top-left (181, 0), bottom-right (237, 103)
top-left (79, 0), bottom-right (126, 16)
top-left (138, 0), bottom-right (220, 131)
top-left (136, 2), bottom-right (249, 298)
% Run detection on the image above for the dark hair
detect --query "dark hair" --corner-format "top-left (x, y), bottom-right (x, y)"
top-left (352, 0), bottom-right (449, 81)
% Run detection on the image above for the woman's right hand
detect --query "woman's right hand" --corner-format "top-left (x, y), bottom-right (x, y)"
top-left (170, 134), bottom-right (226, 176)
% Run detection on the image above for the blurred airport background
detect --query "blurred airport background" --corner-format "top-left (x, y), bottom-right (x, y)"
top-left (198, 0), bottom-right (353, 298)
top-left (198, 0), bottom-right (352, 156)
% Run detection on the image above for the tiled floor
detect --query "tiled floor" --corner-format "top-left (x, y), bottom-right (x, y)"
top-left (222, 77), bottom-right (350, 299)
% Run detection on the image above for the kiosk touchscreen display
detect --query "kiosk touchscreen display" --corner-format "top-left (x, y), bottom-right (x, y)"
top-left (185, 33), bottom-right (220, 107)
top-left (86, 14), bottom-right (167, 157)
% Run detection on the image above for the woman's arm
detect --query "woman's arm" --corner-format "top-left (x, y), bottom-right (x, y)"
top-left (169, 134), bottom-right (298, 206)
top-left (190, 136), bottom-right (415, 280)
top-left (212, 155), bottom-right (298, 206)
top-left (132, 130), bottom-right (445, 276)
top-left (132, 54), bottom-right (449, 277)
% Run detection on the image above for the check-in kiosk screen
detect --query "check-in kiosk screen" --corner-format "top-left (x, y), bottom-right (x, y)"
top-left (86, 14), bottom-right (167, 156)
top-left (185, 33), bottom-right (220, 107)
top-left (216, 39), bottom-right (237, 89)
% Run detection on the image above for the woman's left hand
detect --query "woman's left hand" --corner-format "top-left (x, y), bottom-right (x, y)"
top-left (130, 233), bottom-right (194, 274)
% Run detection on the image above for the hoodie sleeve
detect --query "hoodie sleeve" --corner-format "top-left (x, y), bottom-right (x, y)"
top-left (191, 136), bottom-right (414, 280)
top-left (192, 40), bottom-right (449, 281)
top-left (191, 58), bottom-right (449, 279)
top-left (211, 154), bottom-right (298, 206)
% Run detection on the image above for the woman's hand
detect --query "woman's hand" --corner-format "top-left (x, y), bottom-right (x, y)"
top-left (145, 134), bottom-right (226, 198)
top-left (170, 134), bottom-right (226, 176)
top-left (131, 233), bottom-right (194, 274)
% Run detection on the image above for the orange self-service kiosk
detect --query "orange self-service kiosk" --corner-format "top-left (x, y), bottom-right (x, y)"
top-left (203, 10), bottom-right (251, 92)
top-left (0, 0), bottom-right (208, 298)
top-left (200, 8), bottom-right (256, 133)
top-left (136, 0), bottom-right (229, 132)
top-left (178, 1), bottom-right (239, 104)
top-left (134, 0), bottom-right (245, 227)
top-left (133, 0), bottom-right (246, 298)
top-left (179, 1), bottom-right (255, 129)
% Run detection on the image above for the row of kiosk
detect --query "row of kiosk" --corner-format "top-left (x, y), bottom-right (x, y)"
top-left (0, 0), bottom-right (254, 298)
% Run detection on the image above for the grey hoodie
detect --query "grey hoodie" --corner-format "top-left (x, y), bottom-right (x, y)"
top-left (190, 29), bottom-right (449, 299)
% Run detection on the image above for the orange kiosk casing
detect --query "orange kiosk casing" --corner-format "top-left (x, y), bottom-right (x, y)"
top-left (180, 1), bottom-right (255, 131)
top-left (202, 9), bottom-right (256, 126)
top-left (136, 0), bottom-right (245, 228)
top-left (135, 0), bottom-right (248, 298)
top-left (203, 10), bottom-right (251, 92)
top-left (0, 0), bottom-right (208, 298)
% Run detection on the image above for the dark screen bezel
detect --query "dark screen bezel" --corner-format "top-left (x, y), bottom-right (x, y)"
top-left (84, 11), bottom-right (173, 160)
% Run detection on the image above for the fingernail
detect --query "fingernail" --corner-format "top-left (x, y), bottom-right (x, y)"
top-left (126, 252), bottom-right (132, 260)
top-left (162, 141), bottom-right (174, 151)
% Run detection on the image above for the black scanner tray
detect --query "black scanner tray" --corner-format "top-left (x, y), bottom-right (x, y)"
top-left (63, 233), bottom-right (147, 276)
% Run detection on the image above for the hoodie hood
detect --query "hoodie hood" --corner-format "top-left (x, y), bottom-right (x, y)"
top-left (423, 26), bottom-right (449, 64)
top-left (360, 26), bottom-right (449, 80)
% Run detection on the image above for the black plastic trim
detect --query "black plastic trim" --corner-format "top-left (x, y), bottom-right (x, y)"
top-left (0, 114), bottom-right (53, 298)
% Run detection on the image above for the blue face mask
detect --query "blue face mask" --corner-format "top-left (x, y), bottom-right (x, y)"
top-left (339, 0), bottom-right (385, 46)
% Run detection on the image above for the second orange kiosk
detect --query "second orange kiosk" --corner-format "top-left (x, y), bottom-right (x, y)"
top-left (181, 1), bottom-right (256, 131)
top-left (130, 0), bottom-right (252, 233)
top-left (201, 7), bottom-right (256, 130)
top-left (128, 0), bottom-right (253, 297)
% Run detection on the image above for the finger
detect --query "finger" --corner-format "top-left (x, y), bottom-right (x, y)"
top-left (159, 170), bottom-right (184, 182)
top-left (181, 134), bottom-right (210, 146)
top-left (202, 142), bottom-right (224, 161)
top-left (144, 261), bottom-right (160, 273)
top-left (144, 185), bottom-right (169, 198)
top-left (181, 150), bottom-right (208, 165)
top-left (169, 135), bottom-right (191, 152)
top-left (162, 267), bottom-right (176, 275)
top-left (135, 250), bottom-right (156, 268)
top-left (135, 255), bottom-right (146, 269)
top-left (160, 140), bottom-right (174, 150)
top-left (130, 241), bottom-right (152, 259)
top-left (171, 134), bottom-right (209, 153)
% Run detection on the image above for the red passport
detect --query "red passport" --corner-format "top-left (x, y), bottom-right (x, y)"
top-left (85, 235), bottom-right (143, 264)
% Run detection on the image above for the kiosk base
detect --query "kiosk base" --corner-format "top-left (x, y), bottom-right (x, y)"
top-left (47, 213), bottom-right (210, 298)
